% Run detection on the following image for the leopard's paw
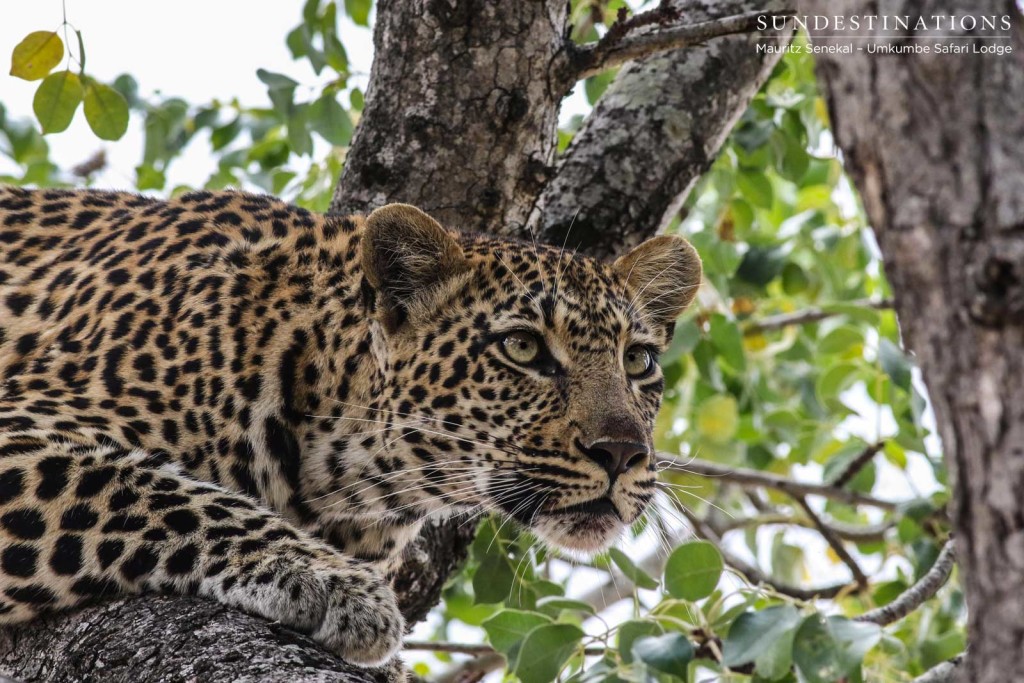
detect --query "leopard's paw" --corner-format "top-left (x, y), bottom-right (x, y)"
top-left (310, 566), bottom-right (404, 666)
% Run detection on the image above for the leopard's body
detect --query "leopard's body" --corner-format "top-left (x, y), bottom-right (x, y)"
top-left (0, 187), bottom-right (700, 664)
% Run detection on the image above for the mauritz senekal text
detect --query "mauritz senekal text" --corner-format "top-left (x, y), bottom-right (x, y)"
top-left (757, 43), bottom-right (1014, 56)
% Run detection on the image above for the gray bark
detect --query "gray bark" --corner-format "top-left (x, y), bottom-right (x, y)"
top-left (530, 0), bottom-right (793, 259)
top-left (3, 1), bottom-right (789, 680)
top-left (802, 3), bottom-right (1024, 682)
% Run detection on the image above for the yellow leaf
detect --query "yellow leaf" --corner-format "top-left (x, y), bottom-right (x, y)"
top-left (10, 31), bottom-right (64, 81)
top-left (695, 395), bottom-right (739, 444)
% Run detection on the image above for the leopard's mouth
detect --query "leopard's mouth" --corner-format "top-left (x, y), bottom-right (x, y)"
top-left (489, 474), bottom-right (628, 553)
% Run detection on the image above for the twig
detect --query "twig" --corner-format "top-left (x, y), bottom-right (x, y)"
top-left (433, 652), bottom-right (505, 683)
top-left (911, 653), bottom-right (965, 683)
top-left (571, 9), bottom-right (793, 81)
top-left (794, 496), bottom-right (869, 588)
top-left (743, 298), bottom-right (894, 335)
top-left (714, 512), bottom-right (891, 543)
top-left (856, 541), bottom-right (956, 625)
top-left (678, 503), bottom-right (859, 600)
top-left (662, 453), bottom-right (900, 510)
top-left (830, 441), bottom-right (885, 488)
top-left (403, 641), bottom-right (606, 656)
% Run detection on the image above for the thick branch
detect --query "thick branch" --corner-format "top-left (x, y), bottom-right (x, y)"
top-left (570, 10), bottom-right (790, 82)
top-left (0, 595), bottom-right (398, 683)
top-left (857, 541), bottom-right (956, 626)
top-left (913, 655), bottom-right (966, 683)
top-left (532, 0), bottom-right (794, 260)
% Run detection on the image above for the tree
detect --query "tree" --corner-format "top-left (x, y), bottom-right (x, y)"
top-left (1, 1), bottom-right (983, 681)
top-left (806, 2), bottom-right (1023, 681)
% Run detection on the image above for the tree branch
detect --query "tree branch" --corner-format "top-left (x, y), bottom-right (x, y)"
top-left (829, 441), bottom-right (885, 489)
top-left (678, 504), bottom-right (858, 600)
top-left (912, 654), bottom-right (965, 683)
top-left (856, 541), bottom-right (956, 626)
top-left (662, 453), bottom-right (900, 510)
top-left (570, 9), bottom-right (793, 82)
top-left (713, 511), bottom-right (891, 543)
top-left (532, 0), bottom-right (795, 259)
top-left (794, 496), bottom-right (869, 588)
top-left (743, 298), bottom-right (894, 335)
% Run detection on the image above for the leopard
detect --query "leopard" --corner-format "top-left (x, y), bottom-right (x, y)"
top-left (0, 186), bottom-right (701, 667)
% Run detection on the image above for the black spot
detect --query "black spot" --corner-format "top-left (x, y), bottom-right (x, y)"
top-left (76, 466), bottom-right (117, 497)
top-left (0, 469), bottom-right (25, 505)
top-left (1, 544), bottom-right (38, 577)
top-left (149, 493), bottom-right (189, 510)
top-left (6, 584), bottom-right (57, 604)
top-left (109, 488), bottom-right (141, 511)
top-left (264, 416), bottom-right (301, 492)
top-left (5, 293), bottom-right (33, 316)
top-left (120, 545), bottom-right (159, 581)
top-left (50, 535), bottom-right (84, 575)
top-left (15, 333), bottom-right (37, 355)
top-left (107, 268), bottom-right (131, 285)
top-left (203, 505), bottom-right (231, 521)
top-left (102, 346), bottom-right (126, 396)
top-left (1, 508), bottom-right (45, 539)
top-left (97, 539), bottom-right (125, 568)
top-left (71, 576), bottom-right (121, 596)
top-left (35, 456), bottom-right (71, 499)
top-left (60, 503), bottom-right (99, 530)
top-left (164, 509), bottom-right (200, 534)
top-left (166, 543), bottom-right (199, 575)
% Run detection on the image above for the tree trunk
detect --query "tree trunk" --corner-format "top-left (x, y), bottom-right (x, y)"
top-left (1, 2), bottom-right (789, 680)
top-left (803, 3), bottom-right (1024, 681)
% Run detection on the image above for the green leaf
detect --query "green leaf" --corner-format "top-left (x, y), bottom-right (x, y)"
top-left (631, 633), bottom-right (694, 679)
top-left (535, 596), bottom-right (596, 616)
top-left (257, 68), bottom-right (298, 116)
top-left (663, 540), bottom-right (723, 601)
top-left (10, 31), bottom-right (64, 81)
top-left (344, 0), bottom-right (372, 25)
top-left (709, 313), bottom-right (746, 373)
top-left (608, 548), bottom-right (659, 590)
top-left (32, 70), bottom-right (83, 134)
top-left (792, 615), bottom-right (880, 683)
top-left (879, 338), bottom-right (912, 390)
top-left (288, 103), bottom-right (313, 156)
top-left (617, 620), bottom-right (664, 664)
top-left (75, 30), bottom-right (86, 72)
top-left (309, 94), bottom-right (353, 146)
top-left (584, 69), bottom-right (616, 105)
top-left (482, 609), bottom-right (552, 655)
top-left (737, 245), bottom-right (788, 287)
top-left (818, 325), bottom-right (864, 356)
top-left (723, 605), bottom-right (801, 679)
top-left (83, 81), bottom-right (129, 140)
top-left (737, 171), bottom-right (773, 209)
top-left (511, 623), bottom-right (584, 683)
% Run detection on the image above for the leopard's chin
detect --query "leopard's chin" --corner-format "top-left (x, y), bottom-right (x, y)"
top-left (531, 507), bottom-right (626, 554)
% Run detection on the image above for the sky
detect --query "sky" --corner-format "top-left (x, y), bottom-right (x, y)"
top-left (0, 1), bottom-right (376, 186)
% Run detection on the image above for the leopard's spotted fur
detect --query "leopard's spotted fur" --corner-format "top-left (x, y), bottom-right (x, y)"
top-left (0, 187), bottom-right (700, 664)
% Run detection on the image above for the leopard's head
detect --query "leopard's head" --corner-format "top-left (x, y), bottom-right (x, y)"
top-left (361, 205), bottom-right (701, 553)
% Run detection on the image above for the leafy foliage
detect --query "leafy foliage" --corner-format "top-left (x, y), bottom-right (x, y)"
top-left (1, 1), bottom-right (964, 681)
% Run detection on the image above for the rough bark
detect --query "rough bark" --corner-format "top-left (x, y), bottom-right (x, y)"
top-left (803, 3), bottom-right (1024, 682)
top-left (3, 1), bottom-right (791, 680)
top-left (530, 0), bottom-right (793, 259)
top-left (331, 0), bottom-right (568, 236)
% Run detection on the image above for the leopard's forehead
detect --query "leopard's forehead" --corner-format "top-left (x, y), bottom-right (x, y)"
top-left (453, 234), bottom-right (656, 347)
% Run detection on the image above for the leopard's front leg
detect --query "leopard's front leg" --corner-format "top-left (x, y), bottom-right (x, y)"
top-left (0, 448), bottom-right (403, 666)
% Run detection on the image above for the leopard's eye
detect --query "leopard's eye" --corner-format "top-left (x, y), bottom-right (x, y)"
top-left (624, 345), bottom-right (653, 378)
top-left (501, 331), bottom-right (541, 365)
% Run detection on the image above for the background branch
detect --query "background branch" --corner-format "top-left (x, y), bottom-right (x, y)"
top-left (570, 10), bottom-right (790, 81)
top-left (743, 298), bottom-right (894, 335)
top-left (857, 541), bottom-right (956, 626)
top-left (531, 0), bottom-right (795, 259)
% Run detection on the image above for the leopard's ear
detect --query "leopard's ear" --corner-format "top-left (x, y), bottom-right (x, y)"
top-left (613, 235), bottom-right (702, 339)
top-left (362, 204), bottom-right (470, 331)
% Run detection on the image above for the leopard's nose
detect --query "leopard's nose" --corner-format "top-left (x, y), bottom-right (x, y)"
top-left (580, 440), bottom-right (650, 478)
